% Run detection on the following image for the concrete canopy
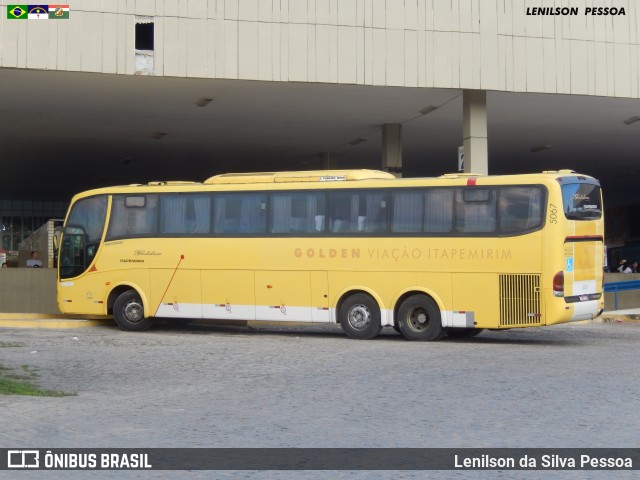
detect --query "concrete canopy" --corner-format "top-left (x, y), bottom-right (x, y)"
top-left (1, 68), bottom-right (639, 207)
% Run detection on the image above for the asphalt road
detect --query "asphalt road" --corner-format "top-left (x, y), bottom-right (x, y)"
top-left (1, 321), bottom-right (639, 479)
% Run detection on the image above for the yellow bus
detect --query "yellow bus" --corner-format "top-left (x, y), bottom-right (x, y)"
top-left (55, 169), bottom-right (604, 340)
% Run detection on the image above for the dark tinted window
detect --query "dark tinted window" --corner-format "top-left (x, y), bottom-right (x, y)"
top-left (160, 194), bottom-right (211, 234)
top-left (102, 185), bottom-right (546, 239)
top-left (455, 188), bottom-right (497, 233)
top-left (107, 195), bottom-right (159, 238)
top-left (61, 196), bottom-right (107, 278)
top-left (329, 191), bottom-right (387, 234)
top-left (424, 189), bottom-right (454, 233)
top-left (66, 196), bottom-right (107, 243)
top-left (392, 192), bottom-right (422, 233)
top-left (499, 187), bottom-right (544, 233)
top-left (392, 190), bottom-right (454, 233)
top-left (561, 183), bottom-right (602, 220)
top-left (271, 192), bottom-right (325, 234)
top-left (213, 193), bottom-right (266, 234)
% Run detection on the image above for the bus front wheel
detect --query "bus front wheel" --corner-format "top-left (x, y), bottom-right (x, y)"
top-left (113, 290), bottom-right (152, 331)
top-left (397, 294), bottom-right (444, 341)
top-left (339, 293), bottom-right (382, 340)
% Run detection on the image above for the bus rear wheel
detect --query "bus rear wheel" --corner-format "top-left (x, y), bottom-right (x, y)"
top-left (113, 290), bottom-right (152, 331)
top-left (339, 293), bottom-right (382, 340)
top-left (397, 294), bottom-right (444, 341)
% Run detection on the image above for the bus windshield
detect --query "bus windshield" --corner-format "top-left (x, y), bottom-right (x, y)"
top-left (60, 195), bottom-right (107, 279)
top-left (561, 182), bottom-right (602, 220)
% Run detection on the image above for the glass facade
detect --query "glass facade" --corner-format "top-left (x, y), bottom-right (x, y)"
top-left (0, 198), bottom-right (68, 252)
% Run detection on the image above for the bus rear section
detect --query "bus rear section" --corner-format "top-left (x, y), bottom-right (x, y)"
top-left (546, 176), bottom-right (604, 324)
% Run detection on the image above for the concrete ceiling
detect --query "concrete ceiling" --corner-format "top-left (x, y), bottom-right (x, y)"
top-left (1, 68), bottom-right (639, 207)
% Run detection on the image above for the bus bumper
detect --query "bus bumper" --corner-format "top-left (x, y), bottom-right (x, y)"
top-left (568, 299), bottom-right (603, 322)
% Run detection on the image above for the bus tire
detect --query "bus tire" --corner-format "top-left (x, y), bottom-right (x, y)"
top-left (446, 328), bottom-right (483, 339)
top-left (113, 290), bottom-right (152, 331)
top-left (339, 293), bottom-right (382, 340)
top-left (397, 294), bottom-right (444, 341)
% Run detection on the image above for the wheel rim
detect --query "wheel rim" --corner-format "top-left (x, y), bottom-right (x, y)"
top-left (406, 306), bottom-right (430, 332)
top-left (348, 304), bottom-right (371, 330)
top-left (123, 299), bottom-right (143, 323)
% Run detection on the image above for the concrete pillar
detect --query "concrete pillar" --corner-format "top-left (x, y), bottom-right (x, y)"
top-left (462, 90), bottom-right (488, 175)
top-left (322, 152), bottom-right (338, 170)
top-left (381, 123), bottom-right (402, 177)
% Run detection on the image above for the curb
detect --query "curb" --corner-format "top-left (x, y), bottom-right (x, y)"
top-left (598, 313), bottom-right (640, 324)
top-left (0, 313), bottom-right (109, 320)
top-left (0, 318), bottom-right (111, 329)
top-left (0, 313), bottom-right (112, 329)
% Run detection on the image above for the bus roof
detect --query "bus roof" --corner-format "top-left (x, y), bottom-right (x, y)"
top-left (204, 169), bottom-right (396, 184)
top-left (72, 169), bottom-right (599, 199)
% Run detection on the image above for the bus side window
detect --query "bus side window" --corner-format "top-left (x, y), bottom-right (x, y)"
top-left (424, 189), bottom-right (453, 233)
top-left (359, 193), bottom-right (386, 233)
top-left (213, 195), bottom-right (240, 234)
top-left (329, 194), bottom-right (352, 233)
top-left (289, 196), bottom-right (307, 233)
top-left (271, 193), bottom-right (324, 234)
top-left (392, 192), bottom-right (422, 233)
top-left (214, 194), bottom-right (265, 234)
top-left (161, 194), bottom-right (211, 234)
top-left (239, 195), bottom-right (266, 233)
top-left (455, 188), bottom-right (497, 233)
top-left (499, 187), bottom-right (543, 233)
top-left (107, 195), bottom-right (159, 238)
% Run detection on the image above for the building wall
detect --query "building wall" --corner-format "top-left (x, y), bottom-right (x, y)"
top-left (0, 268), bottom-right (58, 313)
top-left (18, 220), bottom-right (61, 269)
top-left (1, 200), bottom-right (67, 254)
top-left (1, 1), bottom-right (639, 97)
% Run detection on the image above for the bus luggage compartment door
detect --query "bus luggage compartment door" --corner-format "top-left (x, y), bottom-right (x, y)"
top-left (255, 271), bottom-right (313, 322)
top-left (151, 270), bottom-right (202, 319)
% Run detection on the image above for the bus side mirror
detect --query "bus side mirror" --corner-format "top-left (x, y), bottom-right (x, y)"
top-left (53, 226), bottom-right (65, 250)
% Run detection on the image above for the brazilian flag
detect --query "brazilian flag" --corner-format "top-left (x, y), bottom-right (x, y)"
top-left (7, 5), bottom-right (28, 19)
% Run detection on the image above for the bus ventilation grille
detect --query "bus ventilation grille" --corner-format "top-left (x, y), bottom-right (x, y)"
top-left (499, 274), bottom-right (542, 326)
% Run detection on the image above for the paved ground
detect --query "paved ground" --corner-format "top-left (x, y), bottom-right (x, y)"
top-left (1, 320), bottom-right (639, 479)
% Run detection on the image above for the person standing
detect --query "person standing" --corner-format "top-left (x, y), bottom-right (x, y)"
top-left (26, 250), bottom-right (43, 268)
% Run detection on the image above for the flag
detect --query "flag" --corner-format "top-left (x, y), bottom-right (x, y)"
top-left (48, 4), bottom-right (69, 19)
top-left (6, 5), bottom-right (28, 19)
top-left (27, 4), bottom-right (49, 19)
